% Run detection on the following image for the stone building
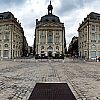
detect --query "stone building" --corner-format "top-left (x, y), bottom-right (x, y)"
top-left (68, 36), bottom-right (78, 56)
top-left (0, 12), bottom-right (25, 59)
top-left (23, 36), bottom-right (28, 57)
top-left (34, 1), bottom-right (66, 58)
top-left (78, 12), bottom-right (100, 59)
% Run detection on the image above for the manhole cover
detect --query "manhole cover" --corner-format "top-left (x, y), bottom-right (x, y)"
top-left (28, 83), bottom-right (76, 100)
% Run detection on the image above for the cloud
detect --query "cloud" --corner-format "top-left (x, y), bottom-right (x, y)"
top-left (25, 28), bottom-right (34, 46)
top-left (20, 10), bottom-right (36, 29)
top-left (0, 0), bottom-right (27, 12)
top-left (56, 0), bottom-right (83, 15)
top-left (0, 0), bottom-right (100, 47)
top-left (0, 0), bottom-right (26, 6)
top-left (45, 0), bottom-right (49, 4)
top-left (56, 0), bottom-right (96, 16)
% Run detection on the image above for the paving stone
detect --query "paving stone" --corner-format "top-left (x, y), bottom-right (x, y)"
top-left (0, 58), bottom-right (100, 100)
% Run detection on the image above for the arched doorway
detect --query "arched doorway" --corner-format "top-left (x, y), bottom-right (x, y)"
top-left (47, 46), bottom-right (53, 57)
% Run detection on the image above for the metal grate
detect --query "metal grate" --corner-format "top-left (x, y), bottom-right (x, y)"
top-left (28, 83), bottom-right (76, 100)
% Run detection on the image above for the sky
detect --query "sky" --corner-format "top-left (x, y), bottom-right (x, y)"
top-left (0, 0), bottom-right (100, 48)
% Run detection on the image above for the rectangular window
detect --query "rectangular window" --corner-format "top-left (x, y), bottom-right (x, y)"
top-left (48, 37), bottom-right (53, 43)
top-left (3, 50), bottom-right (9, 57)
top-left (90, 51), bottom-right (96, 58)
top-left (91, 33), bottom-right (96, 41)
top-left (40, 31), bottom-right (46, 44)
top-left (55, 37), bottom-right (59, 44)
top-left (55, 32), bottom-right (60, 44)
top-left (97, 51), bottom-right (100, 56)
top-left (4, 32), bottom-right (9, 42)
top-left (5, 25), bottom-right (9, 30)
top-left (92, 25), bottom-right (95, 31)
top-left (48, 32), bottom-right (53, 44)
top-left (40, 35), bottom-right (46, 44)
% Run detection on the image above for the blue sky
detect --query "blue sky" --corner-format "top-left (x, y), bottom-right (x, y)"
top-left (0, 0), bottom-right (100, 47)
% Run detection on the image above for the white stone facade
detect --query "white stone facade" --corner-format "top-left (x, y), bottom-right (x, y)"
top-left (78, 12), bottom-right (100, 59)
top-left (0, 12), bottom-right (24, 59)
top-left (35, 2), bottom-right (65, 57)
top-left (35, 23), bottom-right (65, 56)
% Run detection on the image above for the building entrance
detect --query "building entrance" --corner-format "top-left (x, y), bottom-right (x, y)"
top-left (47, 46), bottom-right (53, 58)
top-left (48, 51), bottom-right (52, 57)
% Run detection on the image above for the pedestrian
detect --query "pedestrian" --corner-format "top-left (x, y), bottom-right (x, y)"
top-left (96, 56), bottom-right (99, 62)
top-left (98, 56), bottom-right (100, 62)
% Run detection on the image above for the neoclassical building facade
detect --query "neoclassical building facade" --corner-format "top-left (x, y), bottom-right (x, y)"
top-left (0, 12), bottom-right (25, 59)
top-left (34, 1), bottom-right (66, 57)
top-left (78, 12), bottom-right (100, 59)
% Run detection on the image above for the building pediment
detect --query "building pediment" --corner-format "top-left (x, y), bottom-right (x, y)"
top-left (37, 22), bottom-right (63, 28)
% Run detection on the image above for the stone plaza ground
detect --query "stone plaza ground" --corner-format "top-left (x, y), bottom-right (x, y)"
top-left (0, 58), bottom-right (100, 100)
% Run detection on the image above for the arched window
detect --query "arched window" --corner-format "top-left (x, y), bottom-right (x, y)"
top-left (4, 44), bottom-right (8, 47)
top-left (56, 46), bottom-right (59, 50)
top-left (55, 32), bottom-right (60, 44)
top-left (91, 33), bottom-right (96, 41)
top-left (41, 46), bottom-right (44, 50)
top-left (40, 31), bottom-right (46, 44)
top-left (47, 46), bottom-right (53, 51)
top-left (48, 31), bottom-right (53, 43)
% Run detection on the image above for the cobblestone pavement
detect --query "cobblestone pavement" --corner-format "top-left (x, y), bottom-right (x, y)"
top-left (0, 58), bottom-right (100, 100)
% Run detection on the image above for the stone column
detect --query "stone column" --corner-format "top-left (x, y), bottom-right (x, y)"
top-left (53, 31), bottom-right (55, 44)
top-left (46, 30), bottom-right (47, 44)
top-left (53, 31), bottom-right (55, 56)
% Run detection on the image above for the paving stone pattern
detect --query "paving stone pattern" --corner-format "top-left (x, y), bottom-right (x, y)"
top-left (0, 58), bottom-right (100, 100)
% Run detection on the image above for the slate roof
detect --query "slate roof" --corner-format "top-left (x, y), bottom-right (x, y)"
top-left (40, 14), bottom-right (60, 23)
top-left (0, 12), bottom-right (14, 20)
top-left (88, 12), bottom-right (100, 20)
top-left (40, 1), bottom-right (60, 23)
